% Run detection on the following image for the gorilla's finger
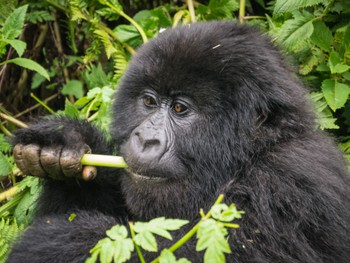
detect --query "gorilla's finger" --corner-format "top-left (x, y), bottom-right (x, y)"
top-left (40, 146), bottom-right (64, 180)
top-left (22, 144), bottom-right (47, 177)
top-left (60, 144), bottom-right (91, 178)
top-left (13, 144), bottom-right (28, 175)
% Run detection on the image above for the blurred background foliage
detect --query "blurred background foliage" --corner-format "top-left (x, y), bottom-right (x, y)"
top-left (0, 0), bottom-right (349, 261)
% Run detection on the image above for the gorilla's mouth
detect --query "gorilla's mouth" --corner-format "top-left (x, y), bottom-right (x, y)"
top-left (126, 168), bottom-right (168, 183)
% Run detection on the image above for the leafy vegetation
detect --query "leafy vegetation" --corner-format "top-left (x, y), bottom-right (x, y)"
top-left (0, 0), bottom-right (349, 262)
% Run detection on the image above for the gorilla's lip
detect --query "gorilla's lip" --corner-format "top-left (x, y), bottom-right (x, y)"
top-left (126, 168), bottom-right (168, 183)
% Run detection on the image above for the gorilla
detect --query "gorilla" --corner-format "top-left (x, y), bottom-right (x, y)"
top-left (8, 21), bottom-right (350, 262)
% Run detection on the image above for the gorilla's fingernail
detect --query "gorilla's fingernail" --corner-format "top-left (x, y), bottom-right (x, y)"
top-left (82, 166), bottom-right (97, 181)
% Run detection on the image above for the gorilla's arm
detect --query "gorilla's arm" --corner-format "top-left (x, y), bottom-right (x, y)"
top-left (11, 117), bottom-right (126, 216)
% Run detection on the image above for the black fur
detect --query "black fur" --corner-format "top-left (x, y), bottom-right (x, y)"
top-left (8, 22), bottom-right (350, 262)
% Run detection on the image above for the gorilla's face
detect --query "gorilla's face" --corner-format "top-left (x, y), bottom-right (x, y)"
top-left (111, 22), bottom-right (311, 220)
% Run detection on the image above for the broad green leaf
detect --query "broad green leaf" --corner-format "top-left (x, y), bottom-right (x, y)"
top-left (134, 231), bottom-right (158, 252)
top-left (274, 0), bottom-right (328, 15)
top-left (333, 64), bottom-right (350, 74)
top-left (276, 11), bottom-right (314, 52)
top-left (99, 239), bottom-right (114, 263)
top-left (159, 249), bottom-right (191, 263)
top-left (114, 24), bottom-right (142, 47)
top-left (311, 21), bottom-right (332, 52)
top-left (0, 153), bottom-right (12, 176)
top-left (61, 80), bottom-right (84, 98)
top-left (197, 0), bottom-right (239, 20)
top-left (2, 5), bottom-right (28, 40)
top-left (196, 219), bottom-right (231, 263)
top-left (106, 225), bottom-right (128, 240)
top-left (1, 58), bottom-right (50, 80)
top-left (0, 39), bottom-right (26, 57)
top-left (64, 99), bottom-right (80, 118)
top-left (113, 238), bottom-right (134, 263)
top-left (299, 47), bottom-right (324, 75)
top-left (344, 25), bottom-right (350, 49)
top-left (322, 79), bottom-right (350, 111)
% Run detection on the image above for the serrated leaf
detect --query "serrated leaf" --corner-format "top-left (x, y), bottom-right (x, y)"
top-left (159, 249), bottom-right (192, 263)
top-left (134, 231), bottom-right (158, 252)
top-left (64, 99), bottom-right (80, 118)
top-left (0, 153), bottom-right (12, 176)
top-left (133, 217), bottom-right (188, 242)
top-left (113, 238), bottom-right (134, 263)
top-left (276, 11), bottom-right (314, 52)
top-left (211, 204), bottom-right (244, 222)
top-left (106, 225), bottom-right (128, 240)
top-left (99, 239), bottom-right (114, 263)
top-left (274, 0), bottom-right (328, 15)
top-left (311, 21), bottom-right (332, 52)
top-left (333, 64), bottom-right (350, 74)
top-left (0, 39), bottom-right (26, 57)
top-left (322, 79), bottom-right (350, 111)
top-left (2, 5), bottom-right (28, 40)
top-left (61, 80), bottom-right (83, 98)
top-left (196, 219), bottom-right (231, 263)
top-left (94, 29), bottom-right (117, 59)
top-left (1, 58), bottom-right (50, 80)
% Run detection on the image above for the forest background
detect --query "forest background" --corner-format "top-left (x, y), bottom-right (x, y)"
top-left (0, 0), bottom-right (349, 262)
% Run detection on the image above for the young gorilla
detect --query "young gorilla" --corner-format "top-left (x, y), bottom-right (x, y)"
top-left (8, 22), bottom-right (350, 262)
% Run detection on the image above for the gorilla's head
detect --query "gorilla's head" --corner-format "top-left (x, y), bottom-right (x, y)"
top-left (111, 22), bottom-right (314, 220)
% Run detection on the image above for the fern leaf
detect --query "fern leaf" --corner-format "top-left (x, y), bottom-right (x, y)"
top-left (274, 0), bottom-right (330, 15)
top-left (0, 219), bottom-right (24, 263)
top-left (2, 5), bottom-right (28, 40)
top-left (94, 29), bottom-right (117, 59)
top-left (113, 44), bottom-right (128, 79)
top-left (68, 0), bottom-right (88, 21)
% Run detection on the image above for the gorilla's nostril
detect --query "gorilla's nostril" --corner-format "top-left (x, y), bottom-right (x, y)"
top-left (143, 139), bottom-right (160, 149)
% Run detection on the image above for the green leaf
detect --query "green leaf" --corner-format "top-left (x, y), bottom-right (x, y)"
top-left (1, 58), bottom-right (50, 80)
top-left (197, 0), bottom-right (239, 20)
top-left (311, 21), bottom-right (332, 52)
top-left (61, 80), bottom-right (84, 98)
top-left (196, 219), bottom-right (231, 263)
top-left (344, 25), bottom-right (350, 50)
top-left (211, 204), bottom-right (244, 222)
top-left (2, 5), bottom-right (28, 40)
top-left (328, 51), bottom-right (350, 74)
top-left (159, 249), bottom-right (191, 263)
top-left (134, 231), bottom-right (158, 252)
top-left (274, 0), bottom-right (328, 15)
top-left (99, 239), bottom-right (114, 263)
top-left (94, 29), bottom-right (117, 59)
top-left (64, 99), bottom-right (81, 118)
top-left (321, 79), bottom-right (350, 111)
top-left (0, 39), bottom-right (26, 57)
top-left (106, 225), bottom-right (129, 240)
top-left (114, 24), bottom-right (142, 47)
top-left (68, 213), bottom-right (76, 222)
top-left (0, 153), bottom-right (12, 176)
top-left (276, 11), bottom-right (314, 52)
top-left (299, 47), bottom-right (324, 75)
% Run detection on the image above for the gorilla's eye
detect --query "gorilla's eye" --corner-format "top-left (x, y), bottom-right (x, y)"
top-left (173, 102), bottom-right (188, 115)
top-left (143, 96), bottom-right (157, 107)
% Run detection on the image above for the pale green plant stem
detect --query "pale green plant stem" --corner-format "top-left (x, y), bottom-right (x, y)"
top-left (129, 222), bottom-right (146, 263)
top-left (30, 93), bottom-right (54, 113)
top-left (239, 0), bottom-right (246, 24)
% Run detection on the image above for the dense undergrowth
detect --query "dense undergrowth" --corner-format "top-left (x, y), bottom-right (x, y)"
top-left (0, 0), bottom-right (349, 262)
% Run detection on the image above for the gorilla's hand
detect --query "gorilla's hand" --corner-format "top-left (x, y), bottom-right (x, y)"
top-left (13, 143), bottom-right (95, 180)
top-left (11, 118), bottom-right (103, 181)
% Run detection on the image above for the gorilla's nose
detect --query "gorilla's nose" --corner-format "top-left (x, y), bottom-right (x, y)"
top-left (127, 127), bottom-right (167, 164)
